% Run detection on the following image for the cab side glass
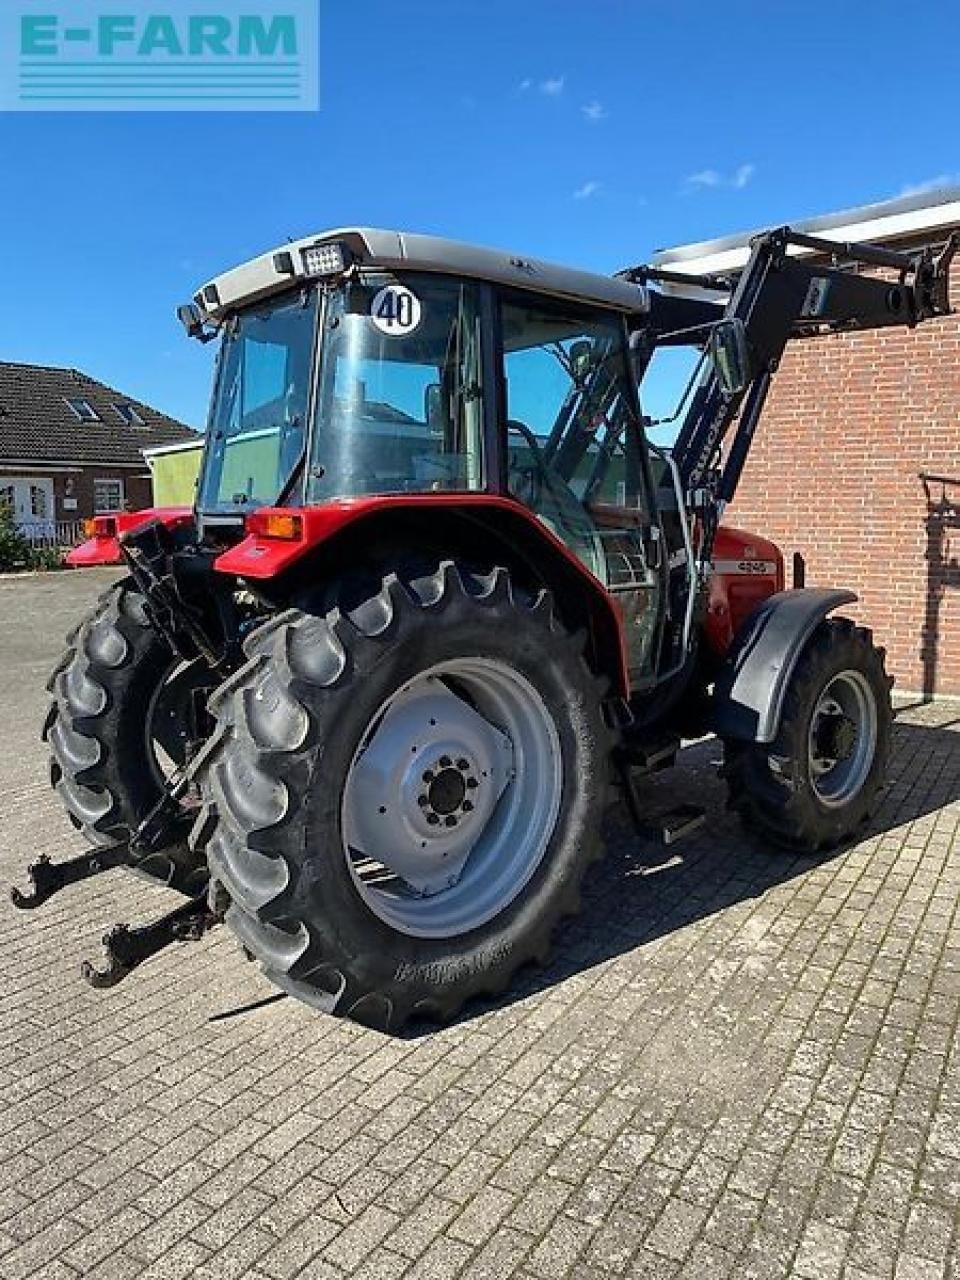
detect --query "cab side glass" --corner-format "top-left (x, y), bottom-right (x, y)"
top-left (638, 344), bottom-right (707, 451)
top-left (308, 273), bottom-right (485, 501)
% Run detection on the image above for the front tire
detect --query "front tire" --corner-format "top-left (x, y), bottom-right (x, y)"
top-left (723, 617), bottom-right (892, 851)
top-left (195, 562), bottom-right (613, 1032)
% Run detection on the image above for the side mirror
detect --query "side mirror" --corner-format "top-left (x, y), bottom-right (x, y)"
top-left (628, 328), bottom-right (652, 380)
top-left (709, 317), bottom-right (751, 395)
top-left (177, 302), bottom-right (216, 344)
top-left (424, 382), bottom-right (443, 430)
top-left (569, 339), bottom-right (594, 386)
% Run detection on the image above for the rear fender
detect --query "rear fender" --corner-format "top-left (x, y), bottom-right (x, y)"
top-left (213, 496), bottom-right (630, 697)
top-left (712, 588), bottom-right (857, 744)
top-left (66, 508), bottom-right (194, 567)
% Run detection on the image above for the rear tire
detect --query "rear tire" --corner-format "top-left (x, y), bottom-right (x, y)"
top-left (45, 578), bottom-right (206, 888)
top-left (195, 561), bottom-right (613, 1032)
top-left (722, 617), bottom-right (892, 852)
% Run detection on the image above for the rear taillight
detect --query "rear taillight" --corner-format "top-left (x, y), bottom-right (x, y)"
top-left (246, 511), bottom-right (304, 541)
top-left (87, 516), bottom-right (118, 538)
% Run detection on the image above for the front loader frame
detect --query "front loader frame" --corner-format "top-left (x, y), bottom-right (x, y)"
top-left (624, 226), bottom-right (959, 509)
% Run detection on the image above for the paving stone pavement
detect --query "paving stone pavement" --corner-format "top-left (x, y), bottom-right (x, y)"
top-left (0, 568), bottom-right (958, 1280)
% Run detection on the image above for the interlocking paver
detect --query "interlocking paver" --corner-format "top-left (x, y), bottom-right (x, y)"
top-left (1, 569), bottom-right (960, 1280)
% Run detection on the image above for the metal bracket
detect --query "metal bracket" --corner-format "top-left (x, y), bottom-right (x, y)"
top-left (119, 520), bottom-right (228, 671)
top-left (10, 843), bottom-right (131, 910)
top-left (10, 727), bottom-right (225, 912)
top-left (80, 896), bottom-right (218, 989)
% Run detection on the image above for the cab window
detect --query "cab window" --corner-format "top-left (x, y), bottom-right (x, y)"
top-left (500, 296), bottom-right (662, 676)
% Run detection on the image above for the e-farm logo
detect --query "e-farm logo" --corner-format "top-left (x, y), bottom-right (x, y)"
top-left (1, 1), bottom-right (318, 111)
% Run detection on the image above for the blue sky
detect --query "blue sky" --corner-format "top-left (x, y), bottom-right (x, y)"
top-left (0, 0), bottom-right (957, 427)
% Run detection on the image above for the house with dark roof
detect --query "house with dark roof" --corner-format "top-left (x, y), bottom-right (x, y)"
top-left (0, 361), bottom-right (196, 541)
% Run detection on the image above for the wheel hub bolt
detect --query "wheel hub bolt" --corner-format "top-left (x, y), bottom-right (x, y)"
top-left (416, 751), bottom-right (482, 831)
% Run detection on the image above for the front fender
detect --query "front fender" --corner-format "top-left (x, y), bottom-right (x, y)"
top-left (712, 588), bottom-right (857, 744)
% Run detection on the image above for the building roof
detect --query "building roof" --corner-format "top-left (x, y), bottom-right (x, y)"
top-left (648, 187), bottom-right (960, 282)
top-left (196, 226), bottom-right (652, 322)
top-left (0, 361), bottom-right (197, 468)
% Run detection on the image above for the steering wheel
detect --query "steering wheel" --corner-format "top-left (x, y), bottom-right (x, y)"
top-left (506, 419), bottom-right (549, 507)
top-left (505, 421), bottom-right (607, 585)
top-left (507, 418), bottom-right (548, 459)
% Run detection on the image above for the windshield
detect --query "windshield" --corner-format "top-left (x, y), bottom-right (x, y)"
top-left (306, 272), bottom-right (485, 500)
top-left (198, 292), bottom-right (318, 513)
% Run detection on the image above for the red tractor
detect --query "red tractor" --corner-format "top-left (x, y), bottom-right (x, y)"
top-left (16, 224), bottom-right (955, 1031)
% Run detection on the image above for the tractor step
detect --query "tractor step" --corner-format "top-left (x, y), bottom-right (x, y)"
top-left (639, 804), bottom-right (707, 845)
top-left (618, 733), bottom-right (680, 774)
top-left (80, 896), bottom-right (218, 989)
top-left (614, 741), bottom-right (704, 845)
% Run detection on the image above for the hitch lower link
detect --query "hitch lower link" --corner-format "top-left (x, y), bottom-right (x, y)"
top-left (80, 896), bottom-right (217, 989)
top-left (11, 743), bottom-right (221, 989)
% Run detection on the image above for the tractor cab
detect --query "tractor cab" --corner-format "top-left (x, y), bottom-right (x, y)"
top-left (182, 228), bottom-right (728, 684)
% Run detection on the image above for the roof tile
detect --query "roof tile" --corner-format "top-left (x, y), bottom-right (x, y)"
top-left (0, 361), bottom-right (197, 467)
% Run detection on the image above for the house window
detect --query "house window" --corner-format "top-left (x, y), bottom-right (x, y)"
top-left (29, 484), bottom-right (49, 519)
top-left (94, 478), bottom-right (125, 513)
top-left (65, 397), bottom-right (100, 422)
top-left (113, 403), bottom-right (145, 426)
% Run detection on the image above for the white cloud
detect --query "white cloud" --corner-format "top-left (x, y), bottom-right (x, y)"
top-left (687, 168), bottom-right (722, 188)
top-left (685, 163), bottom-right (755, 191)
top-left (518, 78), bottom-right (532, 92)
top-left (539, 76), bottom-right (565, 96)
top-left (732, 163), bottom-right (755, 189)
top-left (574, 180), bottom-right (601, 200)
top-left (899, 173), bottom-right (959, 197)
top-left (582, 99), bottom-right (607, 123)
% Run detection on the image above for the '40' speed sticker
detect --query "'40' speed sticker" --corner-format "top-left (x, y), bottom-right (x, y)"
top-left (370, 284), bottom-right (421, 336)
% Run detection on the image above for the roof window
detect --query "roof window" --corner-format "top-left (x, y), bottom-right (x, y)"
top-left (65, 397), bottom-right (100, 422)
top-left (113, 402), bottom-right (146, 426)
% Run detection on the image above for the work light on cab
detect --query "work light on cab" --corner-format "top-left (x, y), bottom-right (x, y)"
top-left (300, 241), bottom-right (352, 277)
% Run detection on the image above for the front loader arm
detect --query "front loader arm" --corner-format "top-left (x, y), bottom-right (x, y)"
top-left (631, 226), bottom-right (958, 503)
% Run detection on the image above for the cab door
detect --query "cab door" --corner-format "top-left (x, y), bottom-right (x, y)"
top-left (498, 294), bottom-right (663, 683)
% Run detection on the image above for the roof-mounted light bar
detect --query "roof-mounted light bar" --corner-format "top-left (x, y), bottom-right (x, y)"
top-left (272, 240), bottom-right (354, 281)
top-left (301, 240), bottom-right (352, 277)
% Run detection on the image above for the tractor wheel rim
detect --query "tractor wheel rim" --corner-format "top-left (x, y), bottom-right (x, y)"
top-left (341, 658), bottom-right (563, 939)
top-left (807, 669), bottom-right (878, 808)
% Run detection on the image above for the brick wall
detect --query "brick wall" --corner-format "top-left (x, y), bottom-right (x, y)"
top-left (728, 243), bottom-right (960, 697)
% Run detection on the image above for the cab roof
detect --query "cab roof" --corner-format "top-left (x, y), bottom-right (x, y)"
top-left (194, 227), bottom-right (652, 322)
